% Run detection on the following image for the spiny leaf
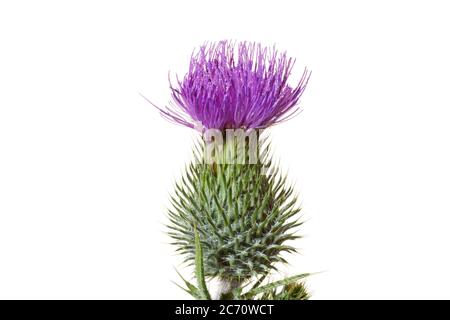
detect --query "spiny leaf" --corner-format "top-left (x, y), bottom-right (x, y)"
top-left (259, 282), bottom-right (310, 300)
top-left (174, 269), bottom-right (202, 299)
top-left (194, 227), bottom-right (211, 300)
top-left (243, 273), bottom-right (311, 299)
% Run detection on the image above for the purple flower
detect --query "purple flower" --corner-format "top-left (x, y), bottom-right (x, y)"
top-left (153, 40), bottom-right (310, 131)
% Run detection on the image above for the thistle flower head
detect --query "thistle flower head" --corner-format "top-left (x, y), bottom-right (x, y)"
top-left (156, 40), bottom-right (310, 131)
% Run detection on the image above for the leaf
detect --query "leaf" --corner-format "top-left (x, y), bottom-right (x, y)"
top-left (242, 273), bottom-right (311, 299)
top-left (259, 282), bottom-right (310, 300)
top-left (174, 269), bottom-right (202, 299)
top-left (194, 227), bottom-right (211, 300)
top-left (250, 272), bottom-right (269, 291)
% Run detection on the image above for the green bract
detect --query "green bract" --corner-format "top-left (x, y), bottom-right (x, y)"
top-left (168, 133), bottom-right (308, 299)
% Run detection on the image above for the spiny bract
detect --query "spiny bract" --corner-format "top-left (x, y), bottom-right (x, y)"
top-left (168, 135), bottom-right (303, 282)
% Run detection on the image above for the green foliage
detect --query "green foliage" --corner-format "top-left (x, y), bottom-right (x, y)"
top-left (243, 273), bottom-right (310, 299)
top-left (247, 273), bottom-right (310, 300)
top-left (259, 282), bottom-right (310, 300)
top-left (173, 229), bottom-right (211, 300)
top-left (194, 227), bottom-right (211, 300)
top-left (173, 269), bottom-right (203, 299)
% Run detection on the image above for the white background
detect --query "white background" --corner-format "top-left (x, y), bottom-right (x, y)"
top-left (1, 0), bottom-right (449, 299)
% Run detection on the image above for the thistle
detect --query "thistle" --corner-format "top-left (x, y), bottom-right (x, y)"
top-left (150, 40), bottom-right (311, 300)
